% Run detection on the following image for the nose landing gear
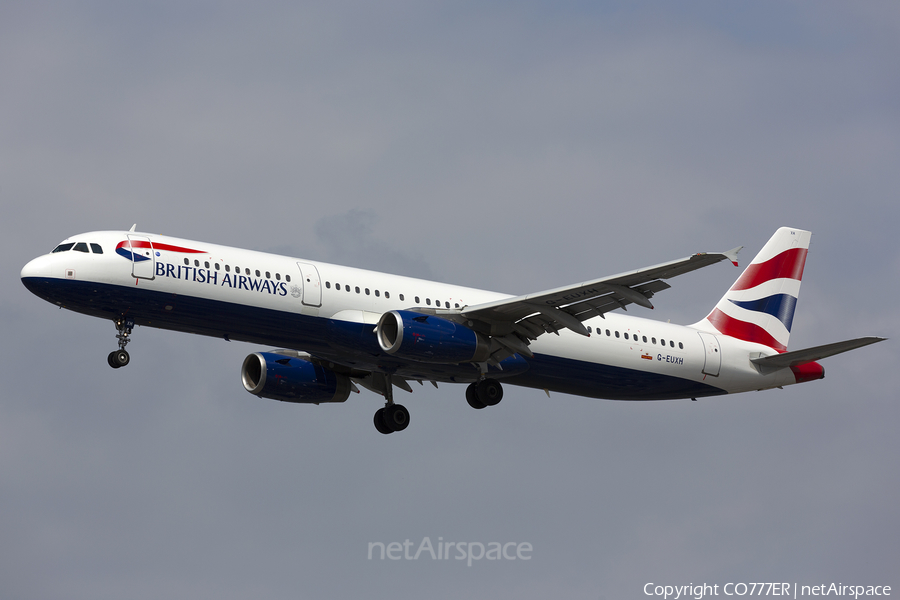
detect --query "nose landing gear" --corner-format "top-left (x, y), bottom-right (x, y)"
top-left (107, 317), bottom-right (134, 369)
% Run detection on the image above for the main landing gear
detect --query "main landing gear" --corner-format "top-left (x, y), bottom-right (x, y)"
top-left (373, 377), bottom-right (504, 434)
top-left (107, 317), bottom-right (134, 369)
top-left (465, 378), bottom-right (503, 409)
top-left (373, 374), bottom-right (410, 435)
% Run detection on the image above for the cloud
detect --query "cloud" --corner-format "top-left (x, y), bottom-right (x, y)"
top-left (314, 208), bottom-right (433, 279)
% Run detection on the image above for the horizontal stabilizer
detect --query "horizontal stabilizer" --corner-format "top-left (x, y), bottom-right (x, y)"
top-left (751, 336), bottom-right (886, 370)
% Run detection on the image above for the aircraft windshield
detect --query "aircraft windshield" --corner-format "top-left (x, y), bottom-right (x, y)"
top-left (51, 242), bottom-right (104, 254)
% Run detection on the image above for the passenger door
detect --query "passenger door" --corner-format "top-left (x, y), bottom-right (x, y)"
top-left (127, 235), bottom-right (155, 280)
top-left (296, 262), bottom-right (322, 307)
top-left (697, 331), bottom-right (721, 377)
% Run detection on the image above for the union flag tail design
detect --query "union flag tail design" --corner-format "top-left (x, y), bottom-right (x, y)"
top-left (697, 227), bottom-right (811, 352)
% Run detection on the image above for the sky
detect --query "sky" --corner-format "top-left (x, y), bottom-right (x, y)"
top-left (2, 2), bottom-right (899, 598)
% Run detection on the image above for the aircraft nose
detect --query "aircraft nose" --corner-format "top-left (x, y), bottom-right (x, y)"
top-left (21, 255), bottom-right (52, 280)
top-left (21, 254), bottom-right (59, 301)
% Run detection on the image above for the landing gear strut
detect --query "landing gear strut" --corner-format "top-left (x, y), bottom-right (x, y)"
top-left (107, 317), bottom-right (134, 369)
top-left (466, 378), bottom-right (503, 409)
top-left (373, 373), bottom-right (410, 434)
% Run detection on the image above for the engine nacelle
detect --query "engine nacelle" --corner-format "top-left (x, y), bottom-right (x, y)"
top-left (375, 310), bottom-right (490, 364)
top-left (241, 352), bottom-right (351, 404)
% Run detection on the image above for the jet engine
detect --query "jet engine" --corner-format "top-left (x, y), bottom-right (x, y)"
top-left (241, 352), bottom-right (352, 404)
top-left (375, 310), bottom-right (490, 363)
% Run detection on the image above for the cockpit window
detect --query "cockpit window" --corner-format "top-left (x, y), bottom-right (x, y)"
top-left (52, 243), bottom-right (74, 253)
top-left (73, 242), bottom-right (89, 253)
top-left (90, 243), bottom-right (103, 254)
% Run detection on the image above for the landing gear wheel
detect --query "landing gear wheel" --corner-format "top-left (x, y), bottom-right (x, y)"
top-left (108, 350), bottom-right (130, 369)
top-left (476, 378), bottom-right (503, 406)
top-left (381, 404), bottom-right (410, 432)
top-left (109, 317), bottom-right (134, 368)
top-left (374, 408), bottom-right (393, 435)
top-left (466, 383), bottom-right (486, 409)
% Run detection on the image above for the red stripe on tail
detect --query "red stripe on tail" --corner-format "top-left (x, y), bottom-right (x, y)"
top-left (706, 308), bottom-right (787, 352)
top-left (730, 247), bottom-right (808, 291)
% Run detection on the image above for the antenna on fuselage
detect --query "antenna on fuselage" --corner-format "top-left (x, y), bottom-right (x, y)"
top-left (129, 224), bottom-right (137, 232)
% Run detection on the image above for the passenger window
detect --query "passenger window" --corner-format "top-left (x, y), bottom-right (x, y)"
top-left (326, 282), bottom-right (331, 289)
top-left (624, 333), bottom-right (629, 340)
top-left (399, 294), bottom-right (404, 301)
top-left (652, 337), bottom-right (657, 344)
top-left (615, 331), bottom-right (620, 338)
top-left (606, 329), bottom-right (611, 336)
top-left (286, 275), bottom-right (291, 282)
top-left (184, 258), bottom-right (190, 265)
top-left (265, 271), bottom-right (271, 279)
top-left (90, 243), bottom-right (103, 254)
top-left (385, 291), bottom-right (390, 299)
top-left (670, 341), bottom-right (675, 348)
top-left (445, 301), bottom-right (450, 308)
top-left (426, 298), bottom-right (431, 305)
top-left (415, 296), bottom-right (420, 303)
top-left (205, 261), bottom-right (210, 269)
top-left (642, 336), bottom-right (647, 343)
top-left (660, 339), bottom-right (665, 346)
top-left (73, 243), bottom-right (89, 253)
top-left (52, 243), bottom-right (74, 253)
top-left (226, 265), bottom-right (231, 272)
top-left (375, 290), bottom-right (380, 297)
top-left (678, 342), bottom-right (684, 349)
top-left (355, 286), bottom-right (360, 293)
top-left (215, 263), bottom-right (220, 270)
top-left (276, 273), bottom-right (281, 281)
top-left (454, 303), bottom-right (459, 308)
top-left (256, 270), bottom-right (261, 277)
top-left (246, 268), bottom-right (251, 275)
top-left (587, 326), bottom-right (592, 334)
top-left (365, 288), bottom-right (370, 295)
top-left (195, 260), bottom-right (200, 267)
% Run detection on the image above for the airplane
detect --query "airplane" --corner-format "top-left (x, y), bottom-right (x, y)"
top-left (20, 226), bottom-right (884, 434)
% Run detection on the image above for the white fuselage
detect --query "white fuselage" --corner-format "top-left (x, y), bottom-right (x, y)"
top-left (21, 230), bottom-right (802, 401)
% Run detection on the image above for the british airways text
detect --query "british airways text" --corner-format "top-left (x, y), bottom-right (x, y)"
top-left (155, 262), bottom-right (288, 296)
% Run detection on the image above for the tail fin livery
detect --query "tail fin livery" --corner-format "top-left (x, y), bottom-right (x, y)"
top-left (696, 227), bottom-right (811, 352)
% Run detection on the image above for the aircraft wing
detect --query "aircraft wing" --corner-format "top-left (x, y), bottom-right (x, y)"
top-left (431, 247), bottom-right (742, 357)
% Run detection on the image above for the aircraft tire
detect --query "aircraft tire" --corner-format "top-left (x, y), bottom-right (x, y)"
top-left (466, 384), bottom-right (486, 409)
top-left (112, 349), bottom-right (130, 368)
top-left (374, 408), bottom-right (393, 435)
top-left (476, 379), bottom-right (503, 406)
top-left (382, 404), bottom-right (410, 432)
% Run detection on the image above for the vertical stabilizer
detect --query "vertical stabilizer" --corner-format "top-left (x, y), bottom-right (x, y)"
top-left (694, 227), bottom-right (811, 352)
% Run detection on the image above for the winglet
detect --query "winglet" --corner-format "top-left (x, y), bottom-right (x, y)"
top-left (722, 245), bottom-right (742, 267)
